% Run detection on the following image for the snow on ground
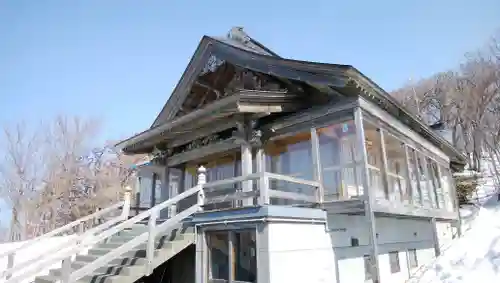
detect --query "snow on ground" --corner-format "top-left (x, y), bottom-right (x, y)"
top-left (410, 157), bottom-right (500, 283)
top-left (412, 198), bottom-right (500, 283)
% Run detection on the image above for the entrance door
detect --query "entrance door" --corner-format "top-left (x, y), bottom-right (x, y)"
top-left (206, 229), bottom-right (257, 283)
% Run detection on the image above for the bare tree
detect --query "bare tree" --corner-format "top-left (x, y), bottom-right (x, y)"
top-left (0, 116), bottom-right (140, 239)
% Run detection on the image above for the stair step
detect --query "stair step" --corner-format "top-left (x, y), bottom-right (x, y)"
top-left (98, 240), bottom-right (174, 250)
top-left (79, 273), bottom-right (130, 283)
top-left (74, 254), bottom-right (148, 266)
top-left (49, 262), bottom-right (145, 278)
top-left (35, 275), bottom-right (63, 283)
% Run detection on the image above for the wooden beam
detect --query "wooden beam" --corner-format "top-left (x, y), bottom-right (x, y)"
top-left (359, 98), bottom-right (450, 163)
top-left (240, 116), bottom-right (253, 206)
top-left (166, 138), bottom-right (241, 167)
top-left (354, 107), bottom-right (381, 283)
top-left (311, 127), bottom-right (323, 203)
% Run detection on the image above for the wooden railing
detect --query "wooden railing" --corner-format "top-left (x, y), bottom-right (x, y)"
top-left (3, 166), bottom-right (321, 283)
top-left (1, 195), bottom-right (130, 282)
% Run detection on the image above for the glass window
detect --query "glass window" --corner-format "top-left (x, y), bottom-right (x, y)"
top-left (234, 230), bottom-right (257, 282)
top-left (265, 132), bottom-right (314, 205)
top-left (408, 249), bottom-right (418, 268)
top-left (138, 172), bottom-right (152, 208)
top-left (364, 121), bottom-right (387, 200)
top-left (206, 230), bottom-right (257, 283)
top-left (427, 158), bottom-right (443, 209)
top-left (416, 153), bottom-right (432, 208)
top-left (363, 255), bottom-right (373, 281)
top-left (407, 147), bottom-right (422, 206)
top-left (153, 173), bottom-right (162, 205)
top-left (185, 153), bottom-right (241, 210)
top-left (317, 120), bottom-right (362, 200)
top-left (389, 251), bottom-right (401, 273)
top-left (384, 134), bottom-right (409, 203)
top-left (440, 165), bottom-right (455, 212)
top-left (208, 232), bottom-right (230, 281)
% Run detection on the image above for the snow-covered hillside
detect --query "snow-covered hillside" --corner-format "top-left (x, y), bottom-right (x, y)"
top-left (409, 155), bottom-right (500, 283)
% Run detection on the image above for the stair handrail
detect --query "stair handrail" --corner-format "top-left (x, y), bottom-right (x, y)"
top-left (6, 167), bottom-right (206, 283)
top-left (0, 201), bottom-right (125, 258)
top-left (1, 200), bottom-right (129, 281)
top-left (6, 166), bottom-right (273, 283)
top-left (69, 184), bottom-right (204, 282)
top-left (68, 166), bottom-right (208, 283)
top-left (1, 187), bottom-right (132, 282)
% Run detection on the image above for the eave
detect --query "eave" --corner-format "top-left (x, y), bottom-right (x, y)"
top-left (116, 90), bottom-right (303, 154)
top-left (341, 68), bottom-right (467, 166)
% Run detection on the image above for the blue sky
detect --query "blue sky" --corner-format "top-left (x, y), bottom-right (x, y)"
top-left (0, 0), bottom-right (499, 225)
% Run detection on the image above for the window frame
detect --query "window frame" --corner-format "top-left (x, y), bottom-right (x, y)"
top-left (205, 227), bottom-right (258, 283)
top-left (389, 251), bottom-right (401, 274)
top-left (407, 249), bottom-right (418, 269)
top-left (363, 255), bottom-right (373, 281)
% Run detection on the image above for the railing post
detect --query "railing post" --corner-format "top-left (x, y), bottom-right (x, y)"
top-left (122, 186), bottom-right (132, 220)
top-left (258, 172), bottom-right (270, 205)
top-left (146, 208), bottom-right (159, 276)
top-left (197, 166), bottom-right (206, 211)
top-left (310, 127), bottom-right (324, 204)
top-left (6, 252), bottom-right (14, 280)
top-left (256, 148), bottom-right (269, 205)
top-left (61, 256), bottom-right (72, 283)
top-left (78, 222), bottom-right (85, 234)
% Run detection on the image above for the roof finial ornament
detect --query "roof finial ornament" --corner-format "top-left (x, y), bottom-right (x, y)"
top-left (227, 26), bottom-right (250, 44)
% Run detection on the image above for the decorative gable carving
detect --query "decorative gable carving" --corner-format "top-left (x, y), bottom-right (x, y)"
top-left (174, 54), bottom-right (290, 118)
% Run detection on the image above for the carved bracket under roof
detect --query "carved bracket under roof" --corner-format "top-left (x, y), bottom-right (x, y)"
top-left (175, 54), bottom-right (292, 118)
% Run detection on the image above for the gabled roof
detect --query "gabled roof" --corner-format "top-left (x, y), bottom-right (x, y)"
top-left (119, 27), bottom-right (466, 166)
top-left (150, 27), bottom-right (281, 128)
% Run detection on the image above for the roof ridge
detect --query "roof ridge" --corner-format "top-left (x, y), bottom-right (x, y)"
top-left (226, 27), bottom-right (281, 58)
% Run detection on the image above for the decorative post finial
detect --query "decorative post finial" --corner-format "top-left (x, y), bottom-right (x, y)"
top-left (197, 166), bottom-right (207, 185)
top-left (197, 166), bottom-right (207, 210)
top-left (122, 186), bottom-right (132, 220)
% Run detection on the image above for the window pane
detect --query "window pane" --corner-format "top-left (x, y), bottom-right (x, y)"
top-left (407, 147), bottom-right (422, 206)
top-left (234, 230), bottom-right (257, 282)
top-left (426, 158), bottom-right (442, 208)
top-left (384, 134), bottom-right (409, 203)
top-left (138, 173), bottom-right (152, 208)
top-left (208, 232), bottom-right (230, 281)
top-left (416, 153), bottom-right (432, 208)
top-left (408, 249), bottom-right (418, 268)
top-left (440, 166), bottom-right (455, 211)
top-left (317, 120), bottom-right (362, 200)
top-left (363, 255), bottom-right (373, 281)
top-left (265, 132), bottom-right (314, 205)
top-left (364, 121), bottom-right (386, 200)
top-left (431, 163), bottom-right (445, 209)
top-left (153, 173), bottom-right (162, 205)
top-left (389, 251), bottom-right (401, 273)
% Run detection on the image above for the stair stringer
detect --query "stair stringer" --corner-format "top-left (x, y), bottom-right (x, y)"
top-left (34, 224), bottom-right (196, 283)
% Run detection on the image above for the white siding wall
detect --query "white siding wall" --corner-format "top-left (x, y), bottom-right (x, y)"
top-left (328, 214), bottom-right (441, 283)
top-left (267, 222), bottom-right (337, 283)
top-left (435, 221), bottom-right (454, 249)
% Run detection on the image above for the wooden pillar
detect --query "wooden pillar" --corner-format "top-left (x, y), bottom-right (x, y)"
top-left (310, 127), bottom-right (324, 203)
top-left (256, 147), bottom-right (269, 205)
top-left (161, 166), bottom-right (170, 219)
top-left (354, 108), bottom-right (381, 283)
top-left (403, 146), bottom-right (414, 205)
top-left (449, 170), bottom-right (462, 237)
top-left (430, 217), bottom-right (441, 257)
top-left (379, 129), bottom-right (390, 200)
top-left (239, 117), bottom-right (254, 207)
top-left (151, 172), bottom-right (157, 208)
top-left (134, 175), bottom-right (141, 216)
